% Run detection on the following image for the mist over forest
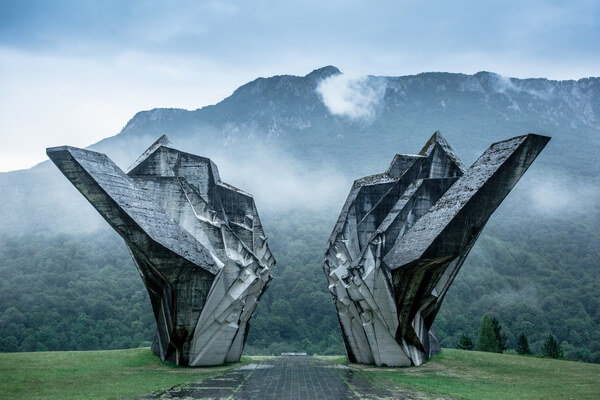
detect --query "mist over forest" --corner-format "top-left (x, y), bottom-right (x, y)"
top-left (1, 67), bottom-right (599, 362)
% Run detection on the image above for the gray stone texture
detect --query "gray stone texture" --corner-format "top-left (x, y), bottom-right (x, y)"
top-left (324, 131), bottom-right (550, 366)
top-left (47, 136), bottom-right (274, 366)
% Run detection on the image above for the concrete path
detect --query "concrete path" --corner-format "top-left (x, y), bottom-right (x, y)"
top-left (139, 355), bottom-right (442, 399)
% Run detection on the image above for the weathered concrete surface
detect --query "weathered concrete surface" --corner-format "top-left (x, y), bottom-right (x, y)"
top-left (47, 136), bottom-right (275, 366)
top-left (324, 131), bottom-right (550, 367)
top-left (139, 356), bottom-right (448, 399)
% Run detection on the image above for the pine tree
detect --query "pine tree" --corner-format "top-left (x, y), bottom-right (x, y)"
top-left (491, 317), bottom-right (508, 353)
top-left (516, 332), bottom-right (531, 355)
top-left (542, 334), bottom-right (563, 359)
top-left (457, 334), bottom-right (474, 350)
top-left (478, 314), bottom-right (499, 352)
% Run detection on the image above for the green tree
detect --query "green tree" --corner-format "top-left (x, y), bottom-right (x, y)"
top-left (516, 332), bottom-right (531, 355)
top-left (542, 334), bottom-right (563, 359)
top-left (299, 338), bottom-right (314, 355)
top-left (457, 334), bottom-right (474, 350)
top-left (478, 314), bottom-right (499, 353)
top-left (491, 317), bottom-right (508, 353)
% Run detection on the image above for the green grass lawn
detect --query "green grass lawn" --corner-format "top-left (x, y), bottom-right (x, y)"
top-left (1, 348), bottom-right (598, 400)
top-left (362, 348), bottom-right (600, 400)
top-left (0, 347), bottom-right (243, 400)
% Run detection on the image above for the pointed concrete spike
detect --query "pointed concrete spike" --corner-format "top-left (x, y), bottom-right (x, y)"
top-left (385, 154), bottom-right (424, 179)
top-left (418, 130), bottom-right (466, 173)
top-left (127, 134), bottom-right (172, 172)
top-left (385, 133), bottom-right (550, 269)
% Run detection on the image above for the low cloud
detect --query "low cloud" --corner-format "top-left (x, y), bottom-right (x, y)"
top-left (214, 147), bottom-right (350, 212)
top-left (525, 174), bottom-right (599, 214)
top-left (487, 286), bottom-right (539, 309)
top-left (316, 74), bottom-right (387, 120)
top-left (173, 138), bottom-right (352, 213)
top-left (491, 73), bottom-right (520, 93)
top-left (490, 73), bottom-right (554, 100)
top-left (98, 134), bottom-right (352, 213)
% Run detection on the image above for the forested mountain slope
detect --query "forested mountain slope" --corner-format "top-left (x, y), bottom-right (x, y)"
top-left (1, 67), bottom-right (599, 362)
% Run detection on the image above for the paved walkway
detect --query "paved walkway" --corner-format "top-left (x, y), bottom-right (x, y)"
top-left (139, 356), bottom-right (443, 399)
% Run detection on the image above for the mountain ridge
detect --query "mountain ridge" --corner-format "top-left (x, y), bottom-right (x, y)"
top-left (98, 66), bottom-right (600, 175)
top-left (2, 66), bottom-right (599, 235)
top-left (5, 66), bottom-right (598, 175)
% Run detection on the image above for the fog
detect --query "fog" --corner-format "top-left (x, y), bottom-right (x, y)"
top-left (489, 73), bottom-right (555, 100)
top-left (3, 119), bottom-right (598, 237)
top-left (524, 171), bottom-right (600, 216)
top-left (200, 144), bottom-right (351, 213)
top-left (99, 134), bottom-right (353, 212)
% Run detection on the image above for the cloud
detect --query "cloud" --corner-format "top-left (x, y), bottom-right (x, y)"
top-left (0, 48), bottom-right (255, 172)
top-left (490, 73), bottom-right (554, 100)
top-left (205, 1), bottom-right (238, 14)
top-left (490, 73), bottom-right (520, 93)
top-left (107, 133), bottom-right (353, 213)
top-left (316, 74), bottom-right (387, 120)
top-left (525, 175), bottom-right (599, 215)
top-left (486, 286), bottom-right (539, 309)
top-left (174, 139), bottom-right (351, 212)
top-left (2, 0), bottom-right (600, 172)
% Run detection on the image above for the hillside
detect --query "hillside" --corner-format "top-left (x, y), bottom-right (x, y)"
top-left (0, 67), bottom-right (599, 362)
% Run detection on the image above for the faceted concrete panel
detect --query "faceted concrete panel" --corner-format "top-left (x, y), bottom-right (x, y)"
top-left (324, 131), bottom-right (549, 366)
top-left (47, 135), bottom-right (274, 366)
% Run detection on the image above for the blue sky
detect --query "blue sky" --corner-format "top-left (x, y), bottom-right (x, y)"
top-left (1, 0), bottom-right (599, 171)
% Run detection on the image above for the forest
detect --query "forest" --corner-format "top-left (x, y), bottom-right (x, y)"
top-left (1, 205), bottom-right (599, 363)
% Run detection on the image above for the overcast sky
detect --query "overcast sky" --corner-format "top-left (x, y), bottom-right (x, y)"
top-left (1, 0), bottom-right (599, 172)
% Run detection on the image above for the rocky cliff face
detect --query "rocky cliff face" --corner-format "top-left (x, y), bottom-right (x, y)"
top-left (93, 66), bottom-right (600, 177)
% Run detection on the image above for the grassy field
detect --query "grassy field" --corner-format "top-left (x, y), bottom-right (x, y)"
top-left (362, 349), bottom-right (600, 400)
top-left (0, 347), bottom-right (244, 400)
top-left (1, 348), bottom-right (599, 399)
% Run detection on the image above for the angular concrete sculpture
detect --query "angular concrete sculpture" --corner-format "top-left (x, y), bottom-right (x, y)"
top-left (47, 136), bottom-right (274, 366)
top-left (324, 131), bottom-right (549, 367)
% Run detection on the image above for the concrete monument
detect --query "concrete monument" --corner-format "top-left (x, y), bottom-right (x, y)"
top-left (324, 132), bottom-right (549, 366)
top-left (47, 136), bottom-right (274, 366)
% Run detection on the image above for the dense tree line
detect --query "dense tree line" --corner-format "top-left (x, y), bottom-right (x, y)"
top-left (434, 206), bottom-right (600, 363)
top-left (0, 206), bottom-right (599, 363)
top-left (460, 314), bottom-right (564, 359)
top-left (0, 232), bottom-right (154, 352)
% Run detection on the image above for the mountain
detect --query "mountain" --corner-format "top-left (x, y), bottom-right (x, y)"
top-left (3, 65), bottom-right (600, 232)
top-left (1, 67), bottom-right (599, 362)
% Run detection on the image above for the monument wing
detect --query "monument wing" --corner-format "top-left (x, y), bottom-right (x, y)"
top-left (324, 131), bottom-right (549, 366)
top-left (47, 136), bottom-right (274, 366)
